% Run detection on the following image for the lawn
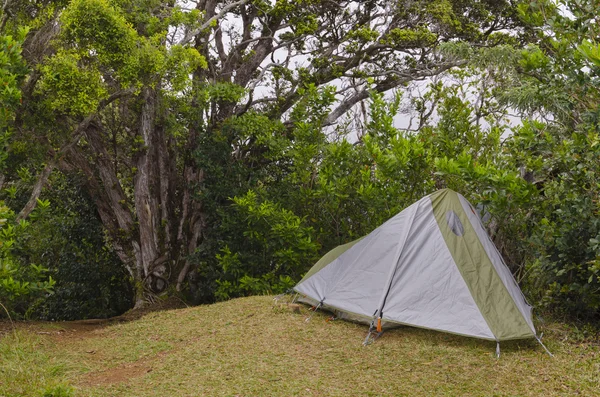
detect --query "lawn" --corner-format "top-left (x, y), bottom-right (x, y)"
top-left (0, 295), bottom-right (598, 396)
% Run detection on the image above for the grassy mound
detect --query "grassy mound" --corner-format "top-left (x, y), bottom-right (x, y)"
top-left (0, 296), bottom-right (598, 396)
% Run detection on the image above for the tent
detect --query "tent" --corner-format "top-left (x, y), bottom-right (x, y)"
top-left (293, 189), bottom-right (543, 352)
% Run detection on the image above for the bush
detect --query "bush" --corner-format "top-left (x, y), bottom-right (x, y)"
top-left (515, 125), bottom-right (600, 319)
top-left (214, 191), bottom-right (319, 300)
top-left (0, 204), bottom-right (55, 318)
top-left (13, 173), bottom-right (133, 320)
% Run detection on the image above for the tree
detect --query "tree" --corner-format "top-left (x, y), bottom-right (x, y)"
top-left (431, 0), bottom-right (600, 319)
top-left (0, 26), bottom-right (56, 318)
top-left (2, 0), bottom-right (531, 307)
top-left (502, 0), bottom-right (600, 318)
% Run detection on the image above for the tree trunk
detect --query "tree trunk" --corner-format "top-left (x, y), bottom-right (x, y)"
top-left (59, 85), bottom-right (207, 307)
top-left (133, 87), bottom-right (162, 295)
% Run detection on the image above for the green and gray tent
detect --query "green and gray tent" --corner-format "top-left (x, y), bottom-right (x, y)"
top-left (294, 189), bottom-right (536, 343)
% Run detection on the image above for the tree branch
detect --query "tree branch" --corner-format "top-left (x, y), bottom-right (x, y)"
top-left (15, 164), bottom-right (53, 222)
top-left (0, 0), bottom-right (12, 32)
top-left (322, 62), bottom-right (465, 126)
top-left (213, 23), bottom-right (227, 65)
top-left (15, 88), bottom-right (135, 222)
top-left (180, 0), bottom-right (250, 45)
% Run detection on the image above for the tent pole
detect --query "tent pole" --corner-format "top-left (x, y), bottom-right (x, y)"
top-left (536, 335), bottom-right (554, 357)
top-left (373, 201), bottom-right (421, 326)
top-left (363, 329), bottom-right (373, 346)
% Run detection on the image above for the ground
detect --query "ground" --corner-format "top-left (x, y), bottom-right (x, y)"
top-left (0, 296), bottom-right (599, 396)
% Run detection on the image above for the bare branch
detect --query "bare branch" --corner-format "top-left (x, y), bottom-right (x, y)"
top-left (323, 61), bottom-right (466, 126)
top-left (180, 0), bottom-right (250, 45)
top-left (213, 23), bottom-right (227, 64)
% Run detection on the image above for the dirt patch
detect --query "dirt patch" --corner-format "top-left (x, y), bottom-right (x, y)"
top-left (0, 318), bottom-right (122, 342)
top-left (79, 362), bottom-right (153, 387)
top-left (0, 320), bottom-right (17, 336)
top-left (0, 296), bottom-right (187, 340)
top-left (78, 350), bottom-right (170, 387)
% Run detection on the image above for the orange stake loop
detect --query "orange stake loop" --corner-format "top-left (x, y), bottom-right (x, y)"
top-left (376, 317), bottom-right (382, 333)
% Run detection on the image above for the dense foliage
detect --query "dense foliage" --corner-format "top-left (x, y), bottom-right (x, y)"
top-left (19, 173), bottom-right (133, 320)
top-left (0, 0), bottom-right (598, 322)
top-left (0, 203), bottom-right (55, 317)
top-left (506, 0), bottom-right (600, 318)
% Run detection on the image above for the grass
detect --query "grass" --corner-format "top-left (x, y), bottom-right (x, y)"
top-left (0, 295), bottom-right (599, 396)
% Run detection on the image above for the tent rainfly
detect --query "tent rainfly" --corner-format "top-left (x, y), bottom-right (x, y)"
top-left (293, 189), bottom-right (551, 355)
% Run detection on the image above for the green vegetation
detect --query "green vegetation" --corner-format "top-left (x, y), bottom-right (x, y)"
top-left (0, 296), bottom-right (598, 396)
top-left (0, 203), bottom-right (55, 317)
top-left (21, 174), bottom-right (133, 320)
top-left (0, 0), bottom-right (599, 326)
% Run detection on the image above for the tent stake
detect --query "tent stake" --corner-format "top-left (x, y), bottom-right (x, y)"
top-left (496, 342), bottom-right (500, 358)
top-left (305, 301), bottom-right (323, 323)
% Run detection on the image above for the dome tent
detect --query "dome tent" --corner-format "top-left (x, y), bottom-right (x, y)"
top-left (293, 189), bottom-right (548, 354)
